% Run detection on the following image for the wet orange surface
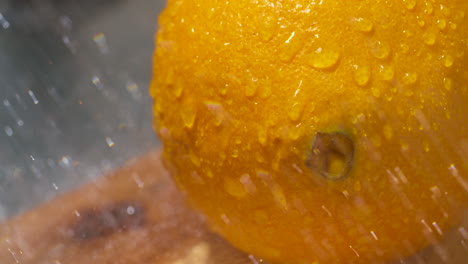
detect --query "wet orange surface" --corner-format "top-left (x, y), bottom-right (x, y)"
top-left (0, 151), bottom-right (466, 264)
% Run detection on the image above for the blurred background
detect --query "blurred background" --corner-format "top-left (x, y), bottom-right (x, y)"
top-left (0, 0), bottom-right (165, 219)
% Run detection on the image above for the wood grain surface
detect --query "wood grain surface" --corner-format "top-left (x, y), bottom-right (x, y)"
top-left (0, 151), bottom-right (466, 264)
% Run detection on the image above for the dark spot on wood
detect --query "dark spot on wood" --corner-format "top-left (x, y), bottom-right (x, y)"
top-left (72, 201), bottom-right (144, 240)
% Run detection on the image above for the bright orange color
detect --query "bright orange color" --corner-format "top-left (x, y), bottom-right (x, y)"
top-left (151, 0), bottom-right (468, 263)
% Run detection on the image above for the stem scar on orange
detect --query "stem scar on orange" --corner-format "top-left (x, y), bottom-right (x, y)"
top-left (151, 0), bottom-right (468, 263)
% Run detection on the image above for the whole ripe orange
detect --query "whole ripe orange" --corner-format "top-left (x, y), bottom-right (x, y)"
top-left (151, 0), bottom-right (468, 263)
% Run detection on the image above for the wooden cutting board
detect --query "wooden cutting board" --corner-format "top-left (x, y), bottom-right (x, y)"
top-left (0, 151), bottom-right (466, 264)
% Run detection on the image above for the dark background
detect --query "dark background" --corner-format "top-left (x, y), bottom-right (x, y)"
top-left (0, 0), bottom-right (165, 218)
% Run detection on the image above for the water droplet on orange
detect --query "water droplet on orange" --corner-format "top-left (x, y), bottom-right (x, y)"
top-left (306, 47), bottom-right (341, 69)
top-left (379, 65), bottom-right (394, 81)
top-left (416, 16), bottom-right (425, 27)
top-left (288, 102), bottom-right (304, 121)
top-left (368, 39), bottom-right (391, 60)
top-left (383, 125), bottom-right (393, 140)
top-left (424, 1), bottom-right (434, 14)
top-left (224, 176), bottom-right (248, 198)
top-left (352, 17), bottom-right (374, 33)
top-left (279, 31), bottom-right (304, 62)
top-left (258, 127), bottom-right (267, 146)
top-left (402, 0), bottom-right (417, 11)
top-left (181, 100), bottom-right (197, 128)
top-left (441, 54), bottom-right (454, 68)
top-left (402, 72), bottom-right (418, 85)
top-left (173, 79), bottom-right (184, 98)
top-left (245, 79), bottom-right (258, 97)
top-left (353, 65), bottom-right (371, 86)
top-left (437, 19), bottom-right (447, 30)
top-left (400, 43), bottom-right (410, 53)
top-left (443, 77), bottom-right (452, 91)
top-left (423, 30), bottom-right (436, 46)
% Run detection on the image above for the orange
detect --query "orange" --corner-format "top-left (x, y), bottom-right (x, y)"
top-left (150, 0), bottom-right (468, 263)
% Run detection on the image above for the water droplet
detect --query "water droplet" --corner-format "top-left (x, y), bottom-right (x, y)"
top-left (105, 137), bottom-right (115, 148)
top-left (245, 79), bottom-right (257, 97)
top-left (402, 0), bottom-right (417, 11)
top-left (288, 124), bottom-right (304, 140)
top-left (423, 31), bottom-right (436, 46)
top-left (423, 141), bottom-right (430, 152)
top-left (0, 12), bottom-right (10, 29)
top-left (28, 90), bottom-right (39, 104)
top-left (383, 125), bottom-right (393, 140)
top-left (4, 126), bottom-right (13, 136)
top-left (379, 65), bottom-right (394, 81)
top-left (402, 72), bottom-right (418, 85)
top-left (437, 19), bottom-right (447, 30)
top-left (439, 4), bottom-right (451, 17)
top-left (441, 54), bottom-right (454, 68)
top-left (306, 47), bottom-right (341, 70)
top-left (271, 184), bottom-right (288, 211)
top-left (189, 151), bottom-right (201, 167)
top-left (288, 102), bottom-right (303, 121)
top-left (400, 142), bottom-right (409, 151)
top-left (93, 32), bottom-right (109, 54)
top-left (204, 101), bottom-right (226, 126)
top-left (259, 15), bottom-right (278, 42)
top-left (352, 17), bottom-right (374, 33)
top-left (416, 16), bottom-right (426, 27)
top-left (353, 65), bottom-right (371, 86)
top-left (371, 87), bottom-right (381, 98)
top-left (400, 43), bottom-right (410, 53)
top-left (368, 39), bottom-right (391, 60)
top-left (223, 177), bottom-right (247, 198)
top-left (258, 127), bottom-right (267, 145)
top-left (424, 1), bottom-right (434, 14)
top-left (181, 100), bottom-right (197, 128)
top-left (173, 79), bottom-right (184, 98)
top-left (306, 132), bottom-right (354, 181)
top-left (443, 77), bottom-right (452, 91)
top-left (260, 79), bottom-right (272, 99)
top-left (240, 174), bottom-right (257, 195)
top-left (92, 76), bottom-right (103, 89)
top-left (279, 31), bottom-right (303, 62)
top-left (449, 22), bottom-right (457, 30)
top-left (353, 181), bottom-right (362, 192)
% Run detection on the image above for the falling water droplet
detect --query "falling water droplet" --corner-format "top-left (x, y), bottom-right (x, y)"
top-left (27, 90), bottom-right (39, 104)
top-left (4, 126), bottom-right (13, 136)
top-left (306, 47), bottom-right (341, 70)
top-left (353, 65), bottom-right (371, 86)
top-left (105, 137), bottom-right (115, 148)
top-left (93, 32), bottom-right (110, 54)
top-left (0, 12), bottom-right (10, 29)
